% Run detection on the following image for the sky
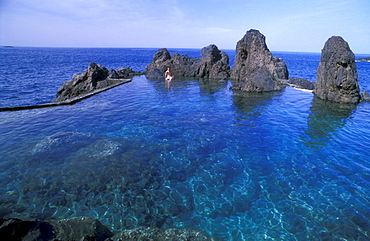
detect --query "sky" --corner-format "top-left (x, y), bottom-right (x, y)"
top-left (0, 0), bottom-right (369, 53)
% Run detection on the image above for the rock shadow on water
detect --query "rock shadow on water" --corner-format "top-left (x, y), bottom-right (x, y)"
top-left (147, 76), bottom-right (229, 98)
top-left (231, 89), bottom-right (278, 122)
top-left (301, 96), bottom-right (356, 149)
top-left (148, 77), bottom-right (197, 93)
top-left (198, 78), bottom-right (230, 96)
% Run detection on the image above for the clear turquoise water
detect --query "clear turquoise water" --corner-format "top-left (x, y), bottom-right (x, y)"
top-left (0, 48), bottom-right (369, 240)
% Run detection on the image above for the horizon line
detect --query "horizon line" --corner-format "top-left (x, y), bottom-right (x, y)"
top-left (2, 45), bottom-right (370, 55)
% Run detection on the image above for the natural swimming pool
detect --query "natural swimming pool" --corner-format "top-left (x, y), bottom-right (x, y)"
top-left (1, 48), bottom-right (369, 240)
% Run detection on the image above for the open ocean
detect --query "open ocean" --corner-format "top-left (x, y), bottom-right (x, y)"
top-left (0, 47), bottom-right (370, 240)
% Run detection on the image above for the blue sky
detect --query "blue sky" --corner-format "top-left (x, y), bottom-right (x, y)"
top-left (1, 0), bottom-right (369, 53)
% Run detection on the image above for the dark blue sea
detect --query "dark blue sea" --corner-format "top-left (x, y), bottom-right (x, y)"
top-left (0, 47), bottom-right (370, 240)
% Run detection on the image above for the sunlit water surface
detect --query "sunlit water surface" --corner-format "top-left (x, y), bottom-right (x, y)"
top-left (0, 48), bottom-right (369, 240)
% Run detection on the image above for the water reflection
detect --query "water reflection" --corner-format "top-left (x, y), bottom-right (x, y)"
top-left (231, 89), bottom-right (278, 125)
top-left (301, 96), bottom-right (356, 148)
top-left (198, 79), bottom-right (229, 95)
top-left (148, 77), bottom-right (230, 99)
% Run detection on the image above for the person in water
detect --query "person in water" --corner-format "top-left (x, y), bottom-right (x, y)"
top-left (164, 67), bottom-right (174, 88)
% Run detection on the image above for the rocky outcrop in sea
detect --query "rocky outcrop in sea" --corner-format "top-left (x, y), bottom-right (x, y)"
top-left (287, 77), bottom-right (315, 91)
top-left (230, 29), bottom-right (289, 92)
top-left (314, 36), bottom-right (361, 104)
top-left (0, 217), bottom-right (213, 241)
top-left (144, 44), bottom-right (231, 80)
top-left (356, 57), bottom-right (370, 62)
top-left (51, 29), bottom-right (366, 105)
top-left (361, 90), bottom-right (370, 101)
top-left (52, 63), bottom-right (141, 103)
top-left (4, 27), bottom-right (367, 112)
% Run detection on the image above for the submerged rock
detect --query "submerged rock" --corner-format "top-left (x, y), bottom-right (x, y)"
top-left (314, 36), bottom-right (361, 104)
top-left (50, 217), bottom-right (113, 241)
top-left (144, 45), bottom-right (231, 80)
top-left (0, 218), bottom-right (214, 241)
top-left (31, 132), bottom-right (122, 158)
top-left (0, 218), bottom-right (41, 241)
top-left (0, 217), bottom-right (113, 241)
top-left (110, 227), bottom-right (214, 241)
top-left (230, 29), bottom-right (288, 92)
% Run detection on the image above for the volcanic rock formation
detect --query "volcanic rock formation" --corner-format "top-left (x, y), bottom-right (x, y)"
top-left (314, 36), bottom-right (361, 104)
top-left (230, 29), bottom-right (289, 92)
top-left (287, 77), bottom-right (315, 91)
top-left (0, 217), bottom-right (213, 241)
top-left (53, 63), bottom-right (140, 103)
top-left (144, 44), bottom-right (231, 80)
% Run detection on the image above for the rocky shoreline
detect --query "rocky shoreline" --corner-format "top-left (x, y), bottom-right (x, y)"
top-left (0, 79), bottom-right (131, 112)
top-left (0, 217), bottom-right (214, 241)
top-left (144, 44), bottom-right (231, 80)
top-left (52, 63), bottom-right (141, 103)
top-left (1, 28), bottom-right (369, 238)
top-left (46, 29), bottom-right (370, 105)
top-left (0, 63), bottom-right (138, 112)
top-left (2, 28), bottom-right (369, 112)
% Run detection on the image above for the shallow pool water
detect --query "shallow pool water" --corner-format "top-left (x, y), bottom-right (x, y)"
top-left (1, 75), bottom-right (369, 240)
top-left (1, 47), bottom-right (370, 240)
